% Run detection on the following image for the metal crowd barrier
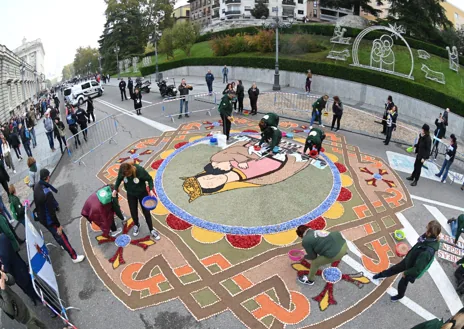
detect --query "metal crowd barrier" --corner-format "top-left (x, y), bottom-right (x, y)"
top-left (66, 114), bottom-right (118, 166)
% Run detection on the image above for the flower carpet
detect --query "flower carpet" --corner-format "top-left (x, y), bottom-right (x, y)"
top-left (81, 117), bottom-right (413, 328)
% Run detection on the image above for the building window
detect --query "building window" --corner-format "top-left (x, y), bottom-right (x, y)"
top-left (314, 1), bottom-right (318, 7)
top-left (173, 12), bottom-right (176, 17)
top-left (313, 9), bottom-right (317, 16)
top-left (298, 10), bottom-right (304, 14)
top-left (186, 10), bottom-right (190, 16)
top-left (298, 0), bottom-right (303, 3)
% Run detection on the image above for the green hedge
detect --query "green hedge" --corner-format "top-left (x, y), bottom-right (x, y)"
top-left (197, 24), bottom-right (464, 63)
top-left (140, 57), bottom-right (464, 117)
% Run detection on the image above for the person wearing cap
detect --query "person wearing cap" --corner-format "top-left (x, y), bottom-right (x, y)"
top-left (407, 124), bottom-right (432, 186)
top-left (81, 184), bottom-right (126, 237)
top-left (33, 169), bottom-right (85, 263)
top-left (304, 127), bottom-right (326, 154)
top-left (259, 113), bottom-right (280, 132)
top-left (295, 225), bottom-right (347, 285)
top-left (112, 162), bottom-right (160, 240)
top-left (218, 92), bottom-right (235, 141)
top-left (259, 126), bottom-right (282, 154)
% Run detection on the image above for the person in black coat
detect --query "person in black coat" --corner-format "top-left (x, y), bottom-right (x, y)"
top-left (205, 70), bottom-right (214, 94)
top-left (431, 113), bottom-right (446, 160)
top-left (382, 96), bottom-right (394, 134)
top-left (18, 123), bottom-right (32, 157)
top-left (236, 80), bottom-right (245, 114)
top-left (0, 162), bottom-right (9, 195)
top-left (133, 88), bottom-right (143, 115)
top-left (8, 129), bottom-right (22, 161)
top-left (75, 106), bottom-right (89, 141)
top-left (127, 77), bottom-right (134, 100)
top-left (84, 96), bottom-right (95, 123)
top-left (331, 96), bottom-right (343, 132)
top-left (66, 106), bottom-right (81, 148)
top-left (384, 105), bottom-right (398, 145)
top-left (0, 234), bottom-right (39, 304)
top-left (407, 124), bottom-right (432, 186)
top-left (248, 83), bottom-right (259, 115)
top-left (119, 78), bottom-right (128, 101)
top-left (435, 134), bottom-right (457, 183)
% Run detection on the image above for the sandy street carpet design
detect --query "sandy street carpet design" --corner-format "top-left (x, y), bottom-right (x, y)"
top-left (81, 118), bottom-right (413, 329)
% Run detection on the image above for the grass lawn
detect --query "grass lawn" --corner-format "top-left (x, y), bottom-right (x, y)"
top-left (113, 35), bottom-right (464, 100)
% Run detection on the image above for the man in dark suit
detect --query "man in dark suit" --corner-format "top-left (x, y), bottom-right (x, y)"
top-left (119, 78), bottom-right (128, 101)
top-left (127, 77), bottom-right (134, 100)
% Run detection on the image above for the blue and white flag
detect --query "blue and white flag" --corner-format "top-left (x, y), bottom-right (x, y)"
top-left (25, 213), bottom-right (59, 293)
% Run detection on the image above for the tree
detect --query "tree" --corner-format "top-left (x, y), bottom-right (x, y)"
top-left (159, 28), bottom-right (175, 59)
top-left (172, 22), bottom-right (198, 57)
top-left (320, 0), bottom-right (384, 16)
top-left (61, 63), bottom-right (75, 80)
top-left (141, 0), bottom-right (175, 38)
top-left (73, 47), bottom-right (100, 76)
top-left (388, 0), bottom-right (451, 41)
top-left (251, 1), bottom-right (269, 19)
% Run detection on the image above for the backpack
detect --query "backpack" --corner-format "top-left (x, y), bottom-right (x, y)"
top-left (416, 246), bottom-right (436, 279)
top-left (44, 118), bottom-right (53, 132)
top-left (25, 129), bottom-right (30, 139)
top-left (66, 114), bottom-right (76, 125)
top-left (96, 186), bottom-right (112, 205)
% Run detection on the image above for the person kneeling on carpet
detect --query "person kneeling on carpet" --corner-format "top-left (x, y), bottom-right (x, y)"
top-left (259, 125), bottom-right (282, 154)
top-left (259, 113), bottom-right (280, 132)
top-left (81, 184), bottom-right (127, 238)
top-left (296, 225), bottom-right (347, 286)
top-left (373, 220), bottom-right (440, 302)
top-left (304, 127), bottom-right (326, 154)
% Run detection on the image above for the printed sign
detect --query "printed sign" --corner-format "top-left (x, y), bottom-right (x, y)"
top-left (438, 233), bottom-right (464, 263)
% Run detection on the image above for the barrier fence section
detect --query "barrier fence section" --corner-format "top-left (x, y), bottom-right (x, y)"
top-left (66, 114), bottom-right (118, 166)
top-left (25, 202), bottom-right (77, 328)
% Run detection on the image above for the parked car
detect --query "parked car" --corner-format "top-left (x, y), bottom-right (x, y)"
top-left (65, 80), bottom-right (104, 106)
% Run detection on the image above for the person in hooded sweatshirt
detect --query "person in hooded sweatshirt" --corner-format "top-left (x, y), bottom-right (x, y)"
top-left (75, 106), bottom-right (89, 141)
top-left (66, 105), bottom-right (81, 148)
top-left (18, 123), bottom-right (32, 158)
top-left (373, 220), bottom-right (441, 302)
top-left (8, 128), bottom-right (22, 161)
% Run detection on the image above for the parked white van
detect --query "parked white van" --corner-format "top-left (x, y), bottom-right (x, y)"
top-left (64, 80), bottom-right (104, 106)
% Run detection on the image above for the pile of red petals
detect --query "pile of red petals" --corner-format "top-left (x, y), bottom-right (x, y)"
top-left (174, 142), bottom-right (188, 149)
top-left (151, 159), bottom-right (163, 170)
top-left (337, 187), bottom-right (352, 202)
top-left (226, 234), bottom-right (261, 249)
top-left (305, 217), bottom-right (327, 230)
top-left (334, 162), bottom-right (347, 173)
top-left (166, 214), bottom-right (192, 230)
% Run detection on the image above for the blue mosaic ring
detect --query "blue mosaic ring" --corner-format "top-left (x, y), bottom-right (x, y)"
top-left (155, 133), bottom-right (342, 235)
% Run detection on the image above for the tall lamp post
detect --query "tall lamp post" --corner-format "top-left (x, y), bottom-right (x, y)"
top-left (114, 46), bottom-right (120, 79)
top-left (98, 56), bottom-right (102, 73)
top-left (262, 11), bottom-right (294, 91)
top-left (88, 62), bottom-right (92, 75)
top-left (149, 10), bottom-right (165, 82)
top-left (19, 60), bottom-right (26, 103)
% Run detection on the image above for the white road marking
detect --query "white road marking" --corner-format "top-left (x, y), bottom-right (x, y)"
top-left (411, 195), bottom-right (464, 212)
top-left (141, 100), bottom-right (152, 104)
top-left (342, 254), bottom-right (437, 321)
top-left (97, 99), bottom-right (176, 132)
top-left (396, 212), bottom-right (463, 315)
top-left (424, 205), bottom-right (452, 236)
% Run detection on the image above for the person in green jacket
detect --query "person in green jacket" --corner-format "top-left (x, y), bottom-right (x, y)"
top-left (259, 126), bottom-right (282, 153)
top-left (310, 95), bottom-right (329, 128)
top-left (410, 307), bottom-right (464, 329)
top-left (218, 93), bottom-right (235, 141)
top-left (258, 113), bottom-right (280, 132)
top-left (448, 215), bottom-right (464, 245)
top-left (8, 184), bottom-right (25, 228)
top-left (304, 127), bottom-right (326, 154)
top-left (113, 162), bottom-right (160, 240)
top-left (0, 271), bottom-right (48, 329)
top-left (373, 220), bottom-right (441, 302)
top-left (0, 212), bottom-right (20, 252)
top-left (296, 225), bottom-right (347, 285)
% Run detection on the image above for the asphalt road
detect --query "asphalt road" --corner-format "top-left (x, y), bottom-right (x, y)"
top-left (1, 79), bottom-right (463, 329)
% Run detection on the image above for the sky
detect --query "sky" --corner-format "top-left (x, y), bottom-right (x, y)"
top-left (0, 0), bottom-right (463, 79)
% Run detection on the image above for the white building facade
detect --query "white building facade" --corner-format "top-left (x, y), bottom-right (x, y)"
top-left (0, 44), bottom-right (44, 121)
top-left (214, 0), bottom-right (307, 22)
top-left (14, 38), bottom-right (46, 76)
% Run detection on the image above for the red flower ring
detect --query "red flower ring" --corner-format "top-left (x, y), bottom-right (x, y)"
top-left (226, 234), bottom-right (262, 249)
top-left (175, 142), bottom-right (188, 149)
top-left (151, 159), bottom-right (163, 170)
top-left (242, 129), bottom-right (258, 133)
top-left (305, 216), bottom-right (327, 230)
top-left (335, 162), bottom-right (347, 173)
top-left (337, 187), bottom-right (352, 202)
top-left (166, 214), bottom-right (192, 230)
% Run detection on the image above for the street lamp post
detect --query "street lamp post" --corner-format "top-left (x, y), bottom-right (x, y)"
top-left (88, 62), bottom-right (92, 75)
top-left (149, 10), bottom-right (165, 82)
top-left (114, 46), bottom-right (120, 78)
top-left (262, 11), bottom-right (294, 91)
top-left (98, 56), bottom-right (102, 73)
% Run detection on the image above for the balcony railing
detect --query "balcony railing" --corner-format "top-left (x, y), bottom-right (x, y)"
top-left (282, 0), bottom-right (296, 5)
top-left (225, 0), bottom-right (241, 4)
top-left (225, 10), bottom-right (241, 15)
